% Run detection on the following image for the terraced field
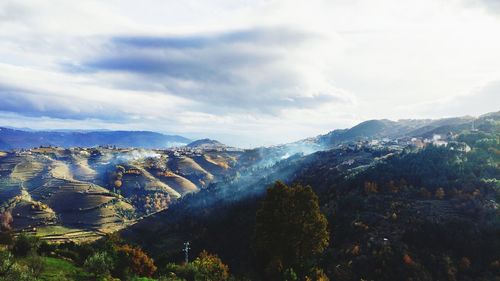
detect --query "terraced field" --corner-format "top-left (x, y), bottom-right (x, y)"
top-left (156, 172), bottom-right (198, 195)
top-left (70, 154), bottom-right (98, 181)
top-left (0, 147), bottom-right (244, 242)
top-left (168, 156), bottom-right (214, 187)
top-left (0, 153), bottom-right (130, 241)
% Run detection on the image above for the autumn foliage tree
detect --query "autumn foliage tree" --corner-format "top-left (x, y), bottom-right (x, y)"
top-left (116, 244), bottom-right (157, 277)
top-left (255, 181), bottom-right (329, 279)
top-left (0, 211), bottom-right (13, 245)
top-left (435, 187), bottom-right (445, 199)
top-left (0, 211), bottom-right (12, 232)
top-left (364, 181), bottom-right (378, 194)
top-left (191, 250), bottom-right (230, 281)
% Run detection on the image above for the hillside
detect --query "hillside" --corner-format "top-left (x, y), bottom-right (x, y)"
top-left (121, 114), bottom-right (500, 280)
top-left (0, 146), bottom-right (246, 242)
top-left (0, 111), bottom-right (498, 280)
top-left (186, 139), bottom-right (227, 150)
top-left (314, 111), bottom-right (499, 147)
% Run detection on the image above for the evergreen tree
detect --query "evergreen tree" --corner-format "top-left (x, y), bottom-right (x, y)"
top-left (255, 181), bottom-right (329, 279)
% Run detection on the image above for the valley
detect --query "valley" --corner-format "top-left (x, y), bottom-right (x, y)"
top-left (0, 112), bottom-right (498, 280)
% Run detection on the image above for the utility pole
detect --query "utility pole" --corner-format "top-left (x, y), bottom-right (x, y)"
top-left (183, 241), bottom-right (191, 264)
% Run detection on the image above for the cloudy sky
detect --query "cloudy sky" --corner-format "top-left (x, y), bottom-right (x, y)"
top-left (0, 0), bottom-right (499, 147)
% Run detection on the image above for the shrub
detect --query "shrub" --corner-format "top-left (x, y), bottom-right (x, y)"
top-left (162, 251), bottom-right (231, 281)
top-left (458, 257), bottom-right (471, 271)
top-left (282, 268), bottom-right (298, 281)
top-left (0, 250), bottom-right (36, 280)
top-left (38, 240), bottom-right (56, 256)
top-left (25, 255), bottom-right (45, 278)
top-left (403, 254), bottom-right (415, 266)
top-left (435, 187), bottom-right (445, 199)
top-left (0, 231), bottom-right (13, 246)
top-left (12, 234), bottom-right (40, 257)
top-left (84, 251), bottom-right (114, 277)
top-left (54, 248), bottom-right (79, 262)
top-left (191, 250), bottom-right (230, 281)
top-left (306, 268), bottom-right (329, 281)
top-left (163, 262), bottom-right (197, 280)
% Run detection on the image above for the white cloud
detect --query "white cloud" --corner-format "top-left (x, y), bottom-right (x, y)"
top-left (0, 0), bottom-right (499, 146)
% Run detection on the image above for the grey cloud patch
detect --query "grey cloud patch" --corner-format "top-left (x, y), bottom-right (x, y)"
top-left (0, 3), bottom-right (31, 24)
top-left (84, 50), bottom-right (270, 84)
top-left (79, 28), bottom-right (302, 81)
top-left (70, 27), bottom-right (350, 115)
top-left (0, 84), bottom-right (125, 121)
top-left (464, 0), bottom-right (500, 14)
top-left (111, 28), bottom-right (312, 49)
top-left (478, 0), bottom-right (500, 11)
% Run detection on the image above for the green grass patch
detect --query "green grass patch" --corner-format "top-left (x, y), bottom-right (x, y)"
top-left (35, 225), bottom-right (79, 237)
top-left (39, 257), bottom-right (91, 281)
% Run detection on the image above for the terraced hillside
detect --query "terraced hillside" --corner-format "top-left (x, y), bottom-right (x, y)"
top-left (0, 146), bottom-right (245, 242)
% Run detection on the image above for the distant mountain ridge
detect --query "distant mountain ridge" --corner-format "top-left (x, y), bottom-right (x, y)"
top-left (313, 111), bottom-right (499, 147)
top-left (0, 128), bottom-right (191, 150)
top-left (1, 111), bottom-right (498, 150)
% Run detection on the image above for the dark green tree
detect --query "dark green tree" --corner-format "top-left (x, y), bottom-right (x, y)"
top-left (12, 234), bottom-right (40, 257)
top-left (255, 181), bottom-right (329, 280)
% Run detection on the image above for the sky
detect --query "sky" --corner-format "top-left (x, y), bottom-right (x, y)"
top-left (0, 0), bottom-right (499, 147)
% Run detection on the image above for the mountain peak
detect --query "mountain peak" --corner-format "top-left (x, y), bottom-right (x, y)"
top-left (186, 138), bottom-right (226, 149)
